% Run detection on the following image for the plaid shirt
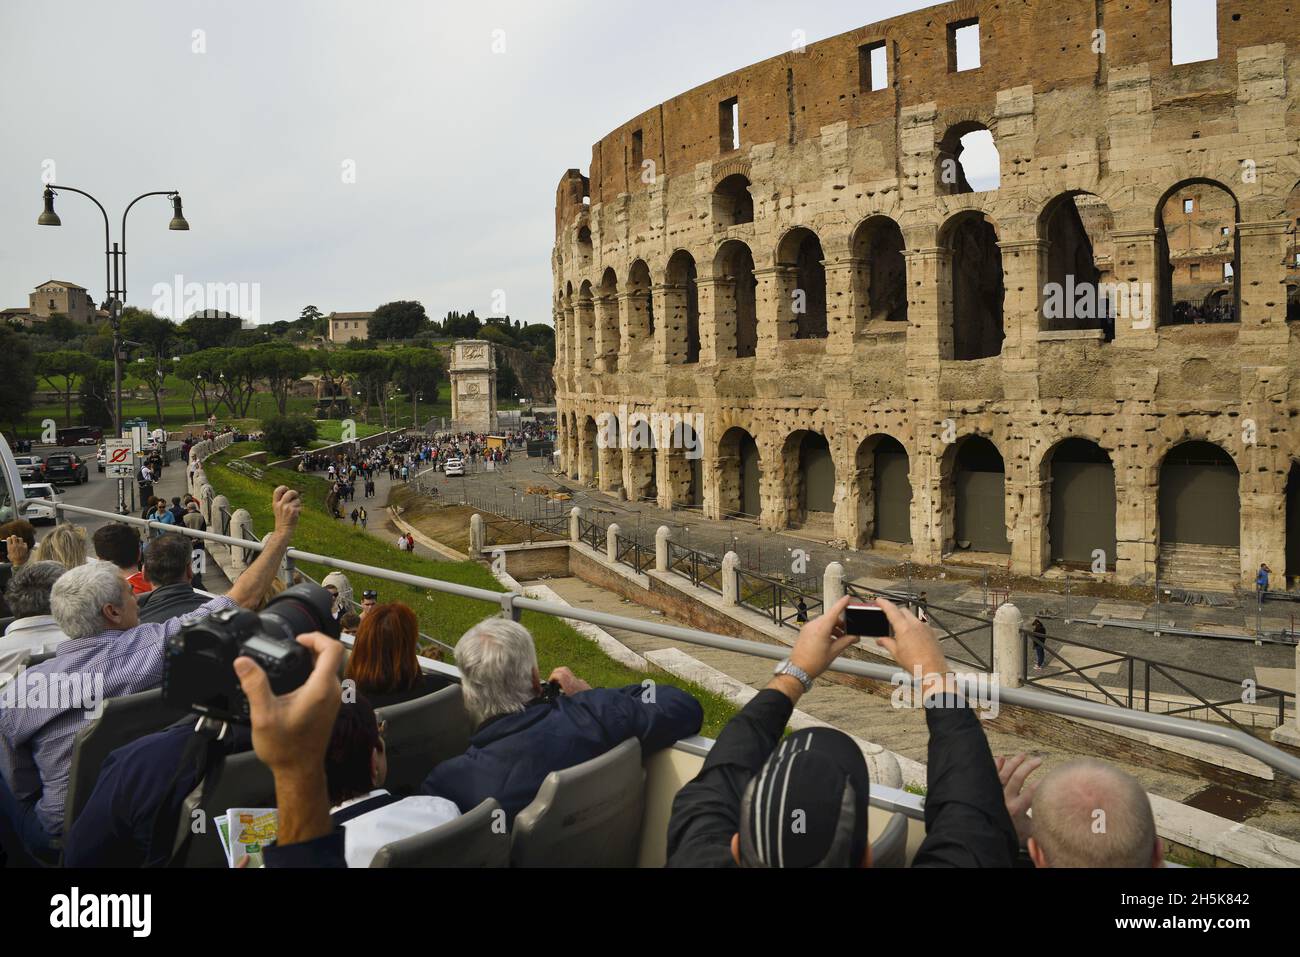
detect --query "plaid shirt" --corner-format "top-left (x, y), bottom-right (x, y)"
top-left (0, 595), bottom-right (235, 836)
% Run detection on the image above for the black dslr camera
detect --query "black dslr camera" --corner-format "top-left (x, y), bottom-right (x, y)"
top-left (162, 582), bottom-right (340, 724)
top-left (537, 679), bottom-right (564, 704)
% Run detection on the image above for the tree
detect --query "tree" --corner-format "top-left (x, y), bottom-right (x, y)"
top-left (121, 308), bottom-right (177, 357)
top-left (336, 350), bottom-right (394, 427)
top-left (390, 347), bottom-right (443, 425)
top-left (181, 311), bottom-right (242, 350)
top-left (262, 414), bottom-right (318, 457)
top-left (255, 346), bottom-right (313, 414)
top-left (0, 327), bottom-right (36, 435)
top-left (443, 309), bottom-right (481, 339)
top-left (78, 360), bottom-right (116, 428)
top-left (299, 305), bottom-right (325, 339)
top-left (37, 350), bottom-right (94, 424)
top-left (175, 349), bottom-right (227, 419)
top-left (369, 301), bottom-right (428, 342)
top-left (496, 360), bottom-right (520, 401)
top-left (44, 313), bottom-right (82, 342)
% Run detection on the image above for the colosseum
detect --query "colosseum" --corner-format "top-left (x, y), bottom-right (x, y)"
top-left (552, 0), bottom-right (1300, 590)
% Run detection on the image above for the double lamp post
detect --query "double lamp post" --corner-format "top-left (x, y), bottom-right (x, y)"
top-left (37, 184), bottom-right (189, 513)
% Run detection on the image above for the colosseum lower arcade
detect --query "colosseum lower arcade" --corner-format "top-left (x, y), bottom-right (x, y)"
top-left (553, 0), bottom-right (1300, 589)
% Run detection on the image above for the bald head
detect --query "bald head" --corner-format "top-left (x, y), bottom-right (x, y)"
top-left (1029, 760), bottom-right (1160, 868)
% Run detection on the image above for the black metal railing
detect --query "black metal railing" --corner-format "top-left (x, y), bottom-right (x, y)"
top-left (736, 568), bottom-right (823, 631)
top-left (666, 541), bottom-right (724, 595)
top-left (578, 517), bottom-right (605, 551)
top-left (615, 534), bottom-right (651, 575)
top-left (1022, 628), bottom-right (1294, 733)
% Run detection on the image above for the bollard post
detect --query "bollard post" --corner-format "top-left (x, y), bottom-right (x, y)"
top-left (569, 506), bottom-right (581, 543)
top-left (655, 526), bottom-right (670, 572)
top-left (469, 513), bottom-right (485, 555)
top-left (606, 523), bottom-right (620, 563)
top-left (722, 551), bottom-right (739, 605)
top-left (993, 601), bottom-right (1024, 689)
top-left (823, 561), bottom-right (845, 608)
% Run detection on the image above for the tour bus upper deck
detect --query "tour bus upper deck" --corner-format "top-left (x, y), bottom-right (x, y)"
top-left (2, 433), bottom-right (1296, 867)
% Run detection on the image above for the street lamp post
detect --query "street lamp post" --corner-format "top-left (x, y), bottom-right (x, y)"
top-left (38, 184), bottom-right (189, 514)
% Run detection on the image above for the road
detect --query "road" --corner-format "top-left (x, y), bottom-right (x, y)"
top-left (23, 444), bottom-right (188, 541)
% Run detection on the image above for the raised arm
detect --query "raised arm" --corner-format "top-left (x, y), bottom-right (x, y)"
top-left (225, 486), bottom-right (301, 610)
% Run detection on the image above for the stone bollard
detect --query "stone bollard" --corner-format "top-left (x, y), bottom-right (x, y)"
top-left (655, 526), bottom-right (670, 572)
top-left (212, 495), bottom-right (230, 535)
top-left (1273, 641), bottom-right (1300, 747)
top-left (823, 561), bottom-right (845, 608)
top-left (722, 551), bottom-right (739, 605)
top-left (469, 513), bottom-right (485, 555)
top-left (993, 601), bottom-right (1025, 689)
top-left (200, 485), bottom-right (215, 525)
top-left (230, 508), bottom-right (254, 572)
top-left (606, 523), bottom-right (620, 563)
top-left (569, 507), bottom-right (581, 543)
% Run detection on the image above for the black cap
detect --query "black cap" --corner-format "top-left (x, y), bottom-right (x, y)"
top-left (738, 727), bottom-right (871, 868)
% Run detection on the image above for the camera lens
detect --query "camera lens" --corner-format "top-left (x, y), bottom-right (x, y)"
top-left (261, 582), bottom-right (341, 641)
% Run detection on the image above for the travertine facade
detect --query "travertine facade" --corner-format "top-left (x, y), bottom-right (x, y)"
top-left (553, 0), bottom-right (1300, 587)
top-left (449, 340), bottom-right (498, 432)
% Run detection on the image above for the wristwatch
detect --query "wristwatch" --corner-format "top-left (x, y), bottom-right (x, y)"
top-left (773, 659), bottom-right (813, 693)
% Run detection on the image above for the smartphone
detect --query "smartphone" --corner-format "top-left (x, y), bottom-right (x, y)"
top-left (844, 601), bottom-right (891, 638)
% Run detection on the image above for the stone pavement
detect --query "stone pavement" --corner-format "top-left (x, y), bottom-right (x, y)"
top-left (403, 456), bottom-right (1297, 692)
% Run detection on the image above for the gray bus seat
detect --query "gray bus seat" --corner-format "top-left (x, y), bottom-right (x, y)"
top-left (510, 738), bottom-right (645, 868)
top-left (370, 798), bottom-right (508, 868)
top-left (375, 683), bottom-right (472, 795)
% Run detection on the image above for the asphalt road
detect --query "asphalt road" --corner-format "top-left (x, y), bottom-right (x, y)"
top-left (22, 443), bottom-right (187, 541)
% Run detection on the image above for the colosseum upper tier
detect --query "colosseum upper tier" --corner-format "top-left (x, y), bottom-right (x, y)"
top-left (552, 0), bottom-right (1300, 589)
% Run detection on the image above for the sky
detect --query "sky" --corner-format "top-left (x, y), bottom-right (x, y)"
top-left (0, 0), bottom-right (1218, 329)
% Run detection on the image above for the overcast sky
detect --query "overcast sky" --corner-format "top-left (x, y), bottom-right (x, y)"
top-left (0, 0), bottom-right (1216, 328)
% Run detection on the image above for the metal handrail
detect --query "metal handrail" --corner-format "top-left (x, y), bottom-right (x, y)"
top-left (47, 497), bottom-right (1300, 782)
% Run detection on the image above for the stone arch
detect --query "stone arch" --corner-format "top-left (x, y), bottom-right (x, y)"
top-left (664, 249), bottom-right (701, 364)
top-left (1156, 179), bottom-right (1240, 327)
top-left (665, 418), bottom-right (704, 509)
top-left (1038, 191), bottom-right (1117, 336)
top-left (939, 209), bottom-right (1004, 360)
top-left (1157, 440), bottom-right (1240, 585)
top-left (580, 415), bottom-right (600, 485)
top-left (575, 280), bottom-right (595, 369)
top-left (781, 428), bottom-right (835, 530)
top-left (714, 239), bottom-right (758, 358)
top-left (713, 173), bottom-right (754, 227)
top-left (596, 267), bottom-right (621, 367)
top-left (626, 259), bottom-right (654, 343)
top-left (854, 433), bottom-right (912, 548)
top-left (1287, 462), bottom-right (1300, 585)
top-left (624, 411), bottom-right (658, 502)
top-left (944, 434), bottom-right (1008, 554)
top-left (936, 120), bottom-right (1000, 195)
top-left (851, 215), bottom-right (908, 329)
top-left (1042, 438), bottom-right (1117, 567)
top-left (717, 426), bottom-right (762, 520)
top-left (775, 226), bottom-right (828, 340)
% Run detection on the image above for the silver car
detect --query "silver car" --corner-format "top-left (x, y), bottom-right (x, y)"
top-left (21, 483), bottom-right (59, 525)
top-left (15, 455), bottom-right (44, 482)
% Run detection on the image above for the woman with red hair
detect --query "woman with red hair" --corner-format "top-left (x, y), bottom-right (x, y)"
top-left (344, 602), bottom-right (441, 708)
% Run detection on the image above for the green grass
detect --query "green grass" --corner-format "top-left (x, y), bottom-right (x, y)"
top-left (204, 447), bottom-right (738, 737)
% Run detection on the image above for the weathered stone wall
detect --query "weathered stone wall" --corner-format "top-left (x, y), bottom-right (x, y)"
top-left (553, 0), bottom-right (1300, 585)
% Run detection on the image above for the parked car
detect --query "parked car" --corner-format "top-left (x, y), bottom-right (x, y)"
top-left (22, 483), bottom-right (58, 525)
top-left (44, 452), bottom-right (90, 485)
top-left (15, 455), bottom-right (45, 482)
top-left (443, 458), bottom-right (465, 477)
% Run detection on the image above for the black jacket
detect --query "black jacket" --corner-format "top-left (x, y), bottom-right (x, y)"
top-left (665, 688), bottom-right (1018, 868)
top-left (137, 581), bottom-right (208, 624)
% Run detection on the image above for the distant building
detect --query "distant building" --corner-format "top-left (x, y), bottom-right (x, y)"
top-left (328, 312), bottom-right (372, 343)
top-left (29, 280), bottom-right (97, 325)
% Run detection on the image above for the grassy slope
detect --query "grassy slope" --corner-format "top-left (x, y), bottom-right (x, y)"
top-left (205, 448), bottom-right (737, 737)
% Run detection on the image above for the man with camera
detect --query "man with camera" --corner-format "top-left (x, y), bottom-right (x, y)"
top-left (422, 617), bottom-right (703, 826)
top-left (0, 486), bottom-right (303, 856)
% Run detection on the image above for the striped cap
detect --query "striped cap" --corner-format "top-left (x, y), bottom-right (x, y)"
top-left (737, 728), bottom-right (871, 868)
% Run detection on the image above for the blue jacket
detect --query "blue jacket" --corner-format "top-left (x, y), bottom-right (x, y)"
top-left (422, 684), bottom-right (703, 824)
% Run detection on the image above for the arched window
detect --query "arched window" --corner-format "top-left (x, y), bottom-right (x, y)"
top-left (1157, 180), bottom-right (1239, 327)
top-left (713, 174), bottom-right (754, 227)
top-left (936, 123), bottom-right (1000, 195)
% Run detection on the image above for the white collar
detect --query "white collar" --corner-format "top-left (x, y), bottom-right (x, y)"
top-left (331, 789), bottom-right (389, 813)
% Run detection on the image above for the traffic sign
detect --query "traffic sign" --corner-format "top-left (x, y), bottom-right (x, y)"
top-left (106, 438), bottom-right (134, 478)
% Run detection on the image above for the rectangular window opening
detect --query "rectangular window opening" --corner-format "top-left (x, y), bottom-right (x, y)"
top-left (1171, 0), bottom-right (1219, 65)
top-left (631, 130), bottom-right (644, 172)
top-left (949, 19), bottom-right (981, 73)
top-left (859, 41), bottom-right (889, 92)
top-left (1224, 262), bottom-right (1235, 282)
top-left (719, 97), bottom-right (740, 152)
top-left (1184, 198), bottom-right (1195, 214)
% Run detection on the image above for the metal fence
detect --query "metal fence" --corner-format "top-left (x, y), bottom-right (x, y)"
top-left (666, 541), bottom-right (724, 595)
top-left (736, 568), bottom-right (823, 631)
top-left (615, 534), bottom-right (651, 575)
top-left (845, 582), bottom-right (994, 672)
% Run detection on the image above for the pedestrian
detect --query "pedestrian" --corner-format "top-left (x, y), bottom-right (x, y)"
top-left (915, 590), bottom-right (929, 623)
top-left (1257, 563), bottom-right (1272, 602)
top-left (359, 506), bottom-right (368, 530)
top-left (1030, 617), bottom-right (1047, 672)
top-left (397, 534), bottom-right (409, 552)
top-left (350, 507), bottom-right (359, 526)
top-left (795, 597), bottom-right (809, 624)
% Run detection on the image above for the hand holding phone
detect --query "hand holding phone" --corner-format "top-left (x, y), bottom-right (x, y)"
top-left (844, 601), bottom-right (891, 638)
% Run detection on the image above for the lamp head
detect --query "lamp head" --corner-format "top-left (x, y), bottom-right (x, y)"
top-left (168, 194), bottom-right (190, 231)
top-left (37, 188), bottom-right (61, 226)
